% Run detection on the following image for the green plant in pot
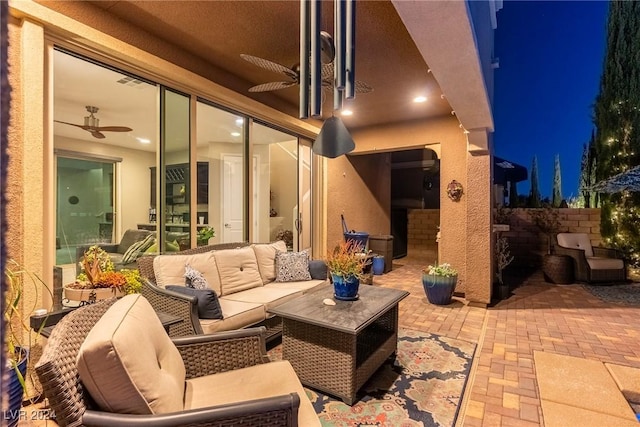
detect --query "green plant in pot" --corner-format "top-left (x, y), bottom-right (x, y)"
top-left (197, 226), bottom-right (216, 245)
top-left (4, 260), bottom-right (52, 426)
top-left (66, 246), bottom-right (142, 302)
top-left (325, 240), bottom-right (368, 301)
top-left (422, 262), bottom-right (458, 305)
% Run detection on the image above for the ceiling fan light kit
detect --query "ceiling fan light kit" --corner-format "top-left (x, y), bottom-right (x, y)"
top-left (54, 105), bottom-right (132, 139)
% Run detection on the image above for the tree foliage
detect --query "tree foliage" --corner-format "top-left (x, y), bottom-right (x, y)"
top-left (593, 1), bottom-right (640, 266)
top-left (529, 155), bottom-right (541, 207)
top-left (552, 154), bottom-right (563, 207)
top-left (578, 132), bottom-right (598, 208)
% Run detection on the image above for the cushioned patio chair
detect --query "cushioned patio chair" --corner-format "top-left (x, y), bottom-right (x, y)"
top-left (553, 232), bottom-right (627, 283)
top-left (35, 296), bottom-right (320, 427)
top-left (75, 228), bottom-right (154, 273)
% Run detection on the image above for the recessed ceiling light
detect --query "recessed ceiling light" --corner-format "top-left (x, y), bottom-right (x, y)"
top-left (231, 132), bottom-right (241, 137)
top-left (414, 96), bottom-right (427, 103)
top-left (341, 109), bottom-right (353, 116)
top-left (136, 137), bottom-right (151, 144)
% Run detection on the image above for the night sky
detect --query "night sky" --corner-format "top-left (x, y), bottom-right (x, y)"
top-left (493, 0), bottom-right (609, 201)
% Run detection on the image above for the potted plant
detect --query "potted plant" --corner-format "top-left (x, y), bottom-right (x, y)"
top-left (4, 260), bottom-right (52, 426)
top-left (422, 262), bottom-right (457, 305)
top-left (197, 226), bottom-right (216, 246)
top-left (324, 240), bottom-right (368, 300)
top-left (495, 235), bottom-right (515, 300)
top-left (65, 246), bottom-right (142, 302)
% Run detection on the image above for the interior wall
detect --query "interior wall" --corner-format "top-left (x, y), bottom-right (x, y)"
top-left (269, 141), bottom-right (297, 243)
top-left (55, 136), bottom-right (154, 238)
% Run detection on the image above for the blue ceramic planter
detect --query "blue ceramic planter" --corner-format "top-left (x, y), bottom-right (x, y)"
top-left (422, 274), bottom-right (457, 305)
top-left (372, 256), bottom-right (385, 275)
top-left (332, 273), bottom-right (360, 301)
top-left (4, 347), bottom-right (28, 427)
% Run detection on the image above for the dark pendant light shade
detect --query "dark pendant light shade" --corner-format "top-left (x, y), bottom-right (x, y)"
top-left (312, 116), bottom-right (355, 158)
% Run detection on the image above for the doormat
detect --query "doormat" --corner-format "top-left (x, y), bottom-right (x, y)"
top-left (269, 328), bottom-right (476, 427)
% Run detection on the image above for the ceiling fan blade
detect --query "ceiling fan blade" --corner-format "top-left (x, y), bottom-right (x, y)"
top-left (94, 126), bottom-right (133, 132)
top-left (249, 81), bottom-right (297, 92)
top-left (54, 120), bottom-right (91, 131)
top-left (240, 54), bottom-right (297, 79)
top-left (322, 62), bottom-right (334, 80)
top-left (91, 131), bottom-right (106, 139)
top-left (355, 80), bottom-right (374, 93)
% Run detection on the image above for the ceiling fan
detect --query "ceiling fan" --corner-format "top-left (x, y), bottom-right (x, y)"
top-left (54, 106), bottom-right (133, 139)
top-left (240, 31), bottom-right (373, 94)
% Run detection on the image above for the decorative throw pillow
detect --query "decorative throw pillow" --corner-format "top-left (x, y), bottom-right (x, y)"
top-left (165, 286), bottom-right (223, 319)
top-left (121, 234), bottom-right (155, 264)
top-left (275, 250), bottom-right (312, 282)
top-left (308, 260), bottom-right (328, 280)
top-left (184, 264), bottom-right (209, 290)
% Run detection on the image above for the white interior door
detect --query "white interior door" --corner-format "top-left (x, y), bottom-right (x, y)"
top-left (222, 154), bottom-right (244, 242)
top-left (298, 144), bottom-right (312, 251)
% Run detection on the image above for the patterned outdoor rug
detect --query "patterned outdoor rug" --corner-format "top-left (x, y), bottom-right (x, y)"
top-left (269, 328), bottom-right (476, 427)
top-left (583, 281), bottom-right (640, 305)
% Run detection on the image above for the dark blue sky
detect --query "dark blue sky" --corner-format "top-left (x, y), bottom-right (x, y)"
top-left (493, 0), bottom-right (609, 200)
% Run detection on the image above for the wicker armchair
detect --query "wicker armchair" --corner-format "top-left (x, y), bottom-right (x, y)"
top-left (35, 297), bottom-right (314, 427)
top-left (552, 233), bottom-right (627, 283)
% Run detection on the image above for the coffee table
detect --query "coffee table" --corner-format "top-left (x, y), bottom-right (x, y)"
top-left (268, 284), bottom-right (409, 404)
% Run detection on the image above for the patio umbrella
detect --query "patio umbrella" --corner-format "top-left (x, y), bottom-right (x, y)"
top-left (589, 165), bottom-right (640, 193)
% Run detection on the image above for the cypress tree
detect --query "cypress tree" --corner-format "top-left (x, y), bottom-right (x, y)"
top-left (529, 156), bottom-right (541, 208)
top-left (552, 154), bottom-right (563, 207)
top-left (579, 131), bottom-right (598, 208)
top-left (509, 180), bottom-right (518, 207)
top-left (593, 0), bottom-right (640, 266)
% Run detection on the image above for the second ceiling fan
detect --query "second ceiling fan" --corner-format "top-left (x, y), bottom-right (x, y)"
top-left (55, 106), bottom-right (132, 139)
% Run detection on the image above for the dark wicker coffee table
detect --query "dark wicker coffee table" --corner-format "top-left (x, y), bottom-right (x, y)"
top-left (268, 284), bottom-right (409, 404)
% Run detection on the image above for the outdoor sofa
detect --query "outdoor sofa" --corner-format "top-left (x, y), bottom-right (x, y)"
top-left (137, 240), bottom-right (328, 338)
top-left (35, 294), bottom-right (320, 426)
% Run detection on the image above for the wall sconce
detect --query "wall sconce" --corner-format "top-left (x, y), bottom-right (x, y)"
top-left (447, 180), bottom-right (463, 202)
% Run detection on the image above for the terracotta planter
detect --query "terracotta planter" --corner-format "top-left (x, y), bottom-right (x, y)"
top-left (64, 286), bottom-right (124, 303)
top-left (422, 274), bottom-right (457, 305)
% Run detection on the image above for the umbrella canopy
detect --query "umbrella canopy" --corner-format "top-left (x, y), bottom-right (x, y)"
top-left (590, 165), bottom-right (640, 193)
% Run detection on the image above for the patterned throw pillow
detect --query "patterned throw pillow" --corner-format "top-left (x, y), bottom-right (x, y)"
top-left (275, 251), bottom-right (312, 282)
top-left (184, 264), bottom-right (209, 290)
top-left (121, 234), bottom-right (155, 264)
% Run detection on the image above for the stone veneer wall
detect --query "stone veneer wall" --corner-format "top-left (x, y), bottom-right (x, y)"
top-left (500, 208), bottom-right (602, 271)
top-left (406, 209), bottom-right (440, 262)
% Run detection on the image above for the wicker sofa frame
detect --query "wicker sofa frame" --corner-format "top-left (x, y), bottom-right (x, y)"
top-left (35, 298), bottom-right (301, 427)
top-left (552, 234), bottom-right (627, 283)
top-left (136, 242), bottom-right (282, 339)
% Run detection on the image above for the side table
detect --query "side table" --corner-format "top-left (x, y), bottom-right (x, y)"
top-left (543, 254), bottom-right (574, 284)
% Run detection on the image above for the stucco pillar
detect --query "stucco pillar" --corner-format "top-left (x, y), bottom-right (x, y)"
top-left (438, 131), bottom-right (468, 295)
top-left (464, 132), bottom-right (492, 304)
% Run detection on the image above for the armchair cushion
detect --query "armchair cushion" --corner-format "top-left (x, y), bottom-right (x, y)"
top-left (587, 257), bottom-right (625, 270)
top-left (556, 233), bottom-right (594, 257)
top-left (76, 294), bottom-right (186, 415)
top-left (166, 286), bottom-right (223, 319)
top-left (121, 233), bottom-right (156, 264)
top-left (185, 359), bottom-right (320, 426)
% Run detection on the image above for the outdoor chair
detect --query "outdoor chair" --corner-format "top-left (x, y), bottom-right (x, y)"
top-left (553, 232), bottom-right (627, 283)
top-left (35, 295), bottom-right (320, 427)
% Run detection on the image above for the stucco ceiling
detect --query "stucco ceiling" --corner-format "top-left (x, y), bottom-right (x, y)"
top-left (80, 0), bottom-right (454, 130)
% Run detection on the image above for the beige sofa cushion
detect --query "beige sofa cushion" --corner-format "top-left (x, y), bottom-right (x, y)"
top-left (253, 241), bottom-right (287, 284)
top-left (199, 299), bottom-right (265, 334)
top-left (264, 279), bottom-right (327, 294)
top-left (76, 294), bottom-right (186, 415)
top-left (222, 286), bottom-right (303, 310)
top-left (153, 252), bottom-right (222, 295)
top-left (557, 233), bottom-right (594, 258)
top-left (185, 360), bottom-right (321, 427)
top-left (587, 256), bottom-right (625, 270)
top-left (214, 247), bottom-right (263, 295)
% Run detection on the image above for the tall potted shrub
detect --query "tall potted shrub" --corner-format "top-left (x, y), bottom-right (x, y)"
top-left (4, 260), bottom-right (52, 426)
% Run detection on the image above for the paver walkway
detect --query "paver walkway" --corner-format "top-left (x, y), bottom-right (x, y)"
top-left (375, 260), bottom-right (640, 426)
